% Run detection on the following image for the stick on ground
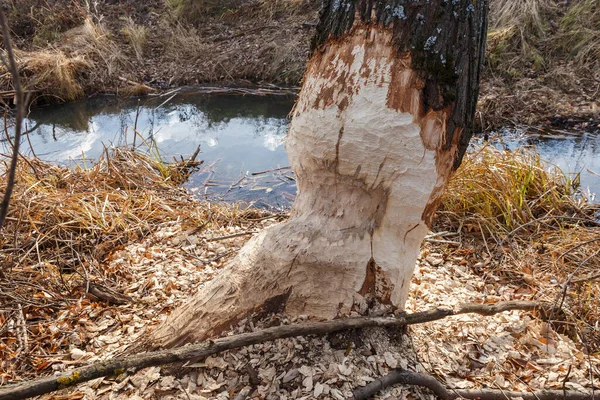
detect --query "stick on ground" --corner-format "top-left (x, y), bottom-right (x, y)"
top-left (348, 369), bottom-right (596, 400)
top-left (0, 301), bottom-right (542, 400)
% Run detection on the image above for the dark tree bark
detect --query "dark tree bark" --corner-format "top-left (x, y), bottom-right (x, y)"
top-left (313, 0), bottom-right (487, 170)
top-left (143, 0), bottom-right (489, 349)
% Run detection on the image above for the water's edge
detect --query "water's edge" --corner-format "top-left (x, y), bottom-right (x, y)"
top-left (3, 92), bottom-right (598, 206)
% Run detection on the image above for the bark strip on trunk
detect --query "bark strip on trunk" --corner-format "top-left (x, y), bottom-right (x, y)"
top-left (143, 0), bottom-right (489, 349)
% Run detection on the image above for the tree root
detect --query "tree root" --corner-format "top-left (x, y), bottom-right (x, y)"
top-left (349, 370), bottom-right (596, 400)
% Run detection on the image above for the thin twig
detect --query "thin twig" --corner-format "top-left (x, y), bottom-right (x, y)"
top-left (0, 11), bottom-right (25, 232)
top-left (555, 249), bottom-right (600, 311)
top-left (206, 231), bottom-right (257, 242)
top-left (133, 99), bottom-right (140, 148)
top-left (500, 216), bottom-right (600, 245)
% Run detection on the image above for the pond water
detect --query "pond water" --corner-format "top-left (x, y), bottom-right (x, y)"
top-left (3, 91), bottom-right (599, 207)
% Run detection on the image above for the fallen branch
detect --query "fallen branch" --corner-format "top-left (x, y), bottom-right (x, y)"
top-left (0, 301), bottom-right (542, 400)
top-left (87, 282), bottom-right (134, 305)
top-left (349, 369), bottom-right (596, 400)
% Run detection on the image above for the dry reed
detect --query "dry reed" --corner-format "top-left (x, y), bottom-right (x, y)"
top-left (121, 18), bottom-right (148, 62)
top-left (439, 143), bottom-right (600, 350)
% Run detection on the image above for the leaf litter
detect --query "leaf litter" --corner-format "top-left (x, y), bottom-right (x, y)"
top-left (0, 147), bottom-right (598, 399)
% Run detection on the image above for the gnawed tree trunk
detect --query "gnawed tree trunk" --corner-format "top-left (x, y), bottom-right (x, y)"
top-left (145, 0), bottom-right (488, 349)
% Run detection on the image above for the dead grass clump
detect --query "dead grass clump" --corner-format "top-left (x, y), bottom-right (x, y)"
top-left (0, 147), bottom-right (201, 275)
top-left (65, 18), bottom-right (127, 77)
top-left (121, 83), bottom-right (151, 97)
top-left (261, 37), bottom-right (307, 84)
top-left (490, 0), bottom-right (550, 36)
top-left (482, 0), bottom-right (599, 127)
top-left (121, 17), bottom-right (148, 62)
top-left (165, 0), bottom-right (242, 20)
top-left (438, 144), bottom-right (600, 350)
top-left (16, 49), bottom-right (91, 101)
top-left (556, 0), bottom-right (600, 66)
top-left (0, 146), bottom-right (271, 378)
top-left (257, 0), bottom-right (308, 19)
top-left (487, 0), bottom-right (555, 74)
top-left (440, 144), bottom-right (579, 232)
top-left (166, 22), bottom-right (208, 62)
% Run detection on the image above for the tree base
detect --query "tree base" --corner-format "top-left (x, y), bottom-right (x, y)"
top-left (144, 25), bottom-right (466, 350)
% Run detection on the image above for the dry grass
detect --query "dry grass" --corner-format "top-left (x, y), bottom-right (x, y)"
top-left (165, 0), bottom-right (241, 20)
top-left (482, 0), bottom-right (600, 127)
top-left (121, 83), bottom-right (151, 97)
top-left (69, 18), bottom-right (127, 77)
top-left (0, 147), bottom-right (201, 276)
top-left (15, 49), bottom-right (91, 101)
top-left (487, 0), bottom-right (554, 73)
top-left (0, 144), bottom-right (269, 377)
top-left (0, 17), bottom-right (126, 102)
top-left (121, 17), bottom-right (148, 62)
top-left (441, 144), bottom-right (580, 232)
top-left (257, 0), bottom-right (307, 19)
top-left (166, 22), bottom-right (208, 62)
top-left (557, 0), bottom-right (600, 65)
top-left (439, 143), bottom-right (600, 350)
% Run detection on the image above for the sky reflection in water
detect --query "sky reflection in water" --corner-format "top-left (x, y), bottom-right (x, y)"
top-left (3, 92), bottom-right (599, 208)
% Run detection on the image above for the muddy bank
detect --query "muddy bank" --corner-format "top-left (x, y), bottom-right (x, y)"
top-left (1, 0), bottom-right (599, 129)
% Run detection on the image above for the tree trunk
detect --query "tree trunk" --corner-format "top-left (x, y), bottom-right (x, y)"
top-left (144, 0), bottom-right (489, 349)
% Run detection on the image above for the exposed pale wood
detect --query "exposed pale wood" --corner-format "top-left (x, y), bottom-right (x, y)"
top-left (0, 301), bottom-right (541, 400)
top-left (232, 387), bottom-right (252, 400)
top-left (349, 369), bottom-right (596, 400)
top-left (142, 0), bottom-right (489, 349)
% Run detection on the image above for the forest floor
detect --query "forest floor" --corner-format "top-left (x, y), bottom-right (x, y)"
top-left (0, 146), bottom-right (598, 399)
top-left (0, 0), bottom-right (599, 398)
top-left (1, 0), bottom-right (599, 131)
top-left (4, 218), bottom-right (600, 400)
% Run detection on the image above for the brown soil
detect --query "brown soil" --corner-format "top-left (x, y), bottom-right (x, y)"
top-left (2, 0), bottom-right (599, 130)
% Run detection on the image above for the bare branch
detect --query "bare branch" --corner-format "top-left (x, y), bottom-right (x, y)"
top-left (0, 10), bottom-right (24, 232)
top-left (348, 370), bottom-right (596, 400)
top-left (0, 301), bottom-right (543, 400)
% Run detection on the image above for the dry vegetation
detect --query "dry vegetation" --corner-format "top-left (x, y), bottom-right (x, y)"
top-left (121, 17), bottom-right (148, 62)
top-left (480, 0), bottom-right (600, 128)
top-left (0, 145), bottom-right (271, 378)
top-left (0, 0), bottom-right (316, 105)
top-left (0, 142), bottom-right (598, 381)
top-left (0, 15), bottom-right (126, 102)
top-left (15, 49), bottom-right (91, 101)
top-left (0, 0), bottom-right (597, 395)
top-left (439, 144), bottom-right (600, 350)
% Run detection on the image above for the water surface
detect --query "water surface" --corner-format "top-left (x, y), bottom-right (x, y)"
top-left (4, 91), bottom-right (599, 207)
top-left (14, 91), bottom-right (297, 209)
